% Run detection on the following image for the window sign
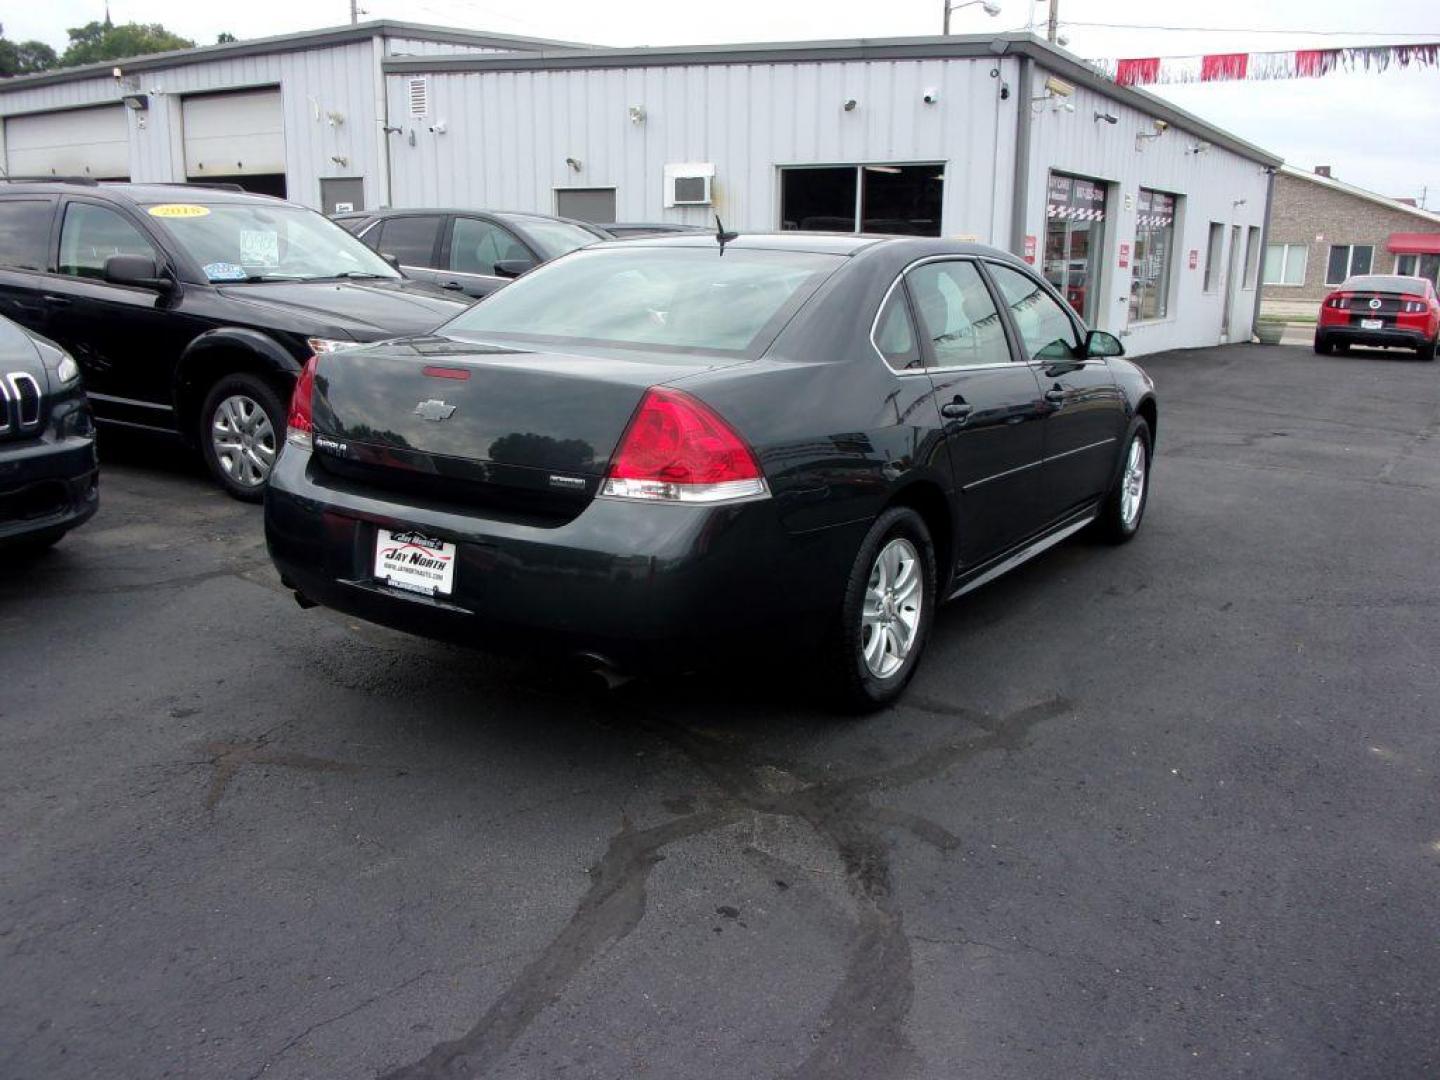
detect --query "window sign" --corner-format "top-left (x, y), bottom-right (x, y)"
top-left (1130, 188), bottom-right (1176, 321)
top-left (1044, 171), bottom-right (1108, 322)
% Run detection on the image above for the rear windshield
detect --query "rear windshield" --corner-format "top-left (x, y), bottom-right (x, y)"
top-left (1343, 274), bottom-right (1429, 295)
top-left (442, 246), bottom-right (843, 358)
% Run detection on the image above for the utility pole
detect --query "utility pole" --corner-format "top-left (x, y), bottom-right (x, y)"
top-left (1046, 0), bottom-right (1060, 42)
top-left (350, 0), bottom-right (359, 25)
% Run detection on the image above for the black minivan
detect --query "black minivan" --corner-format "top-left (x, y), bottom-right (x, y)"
top-left (0, 181), bottom-right (468, 499)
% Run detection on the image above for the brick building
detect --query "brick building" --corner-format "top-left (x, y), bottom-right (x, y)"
top-left (1262, 165), bottom-right (1440, 315)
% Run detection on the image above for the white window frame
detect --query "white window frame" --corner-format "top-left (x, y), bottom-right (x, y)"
top-left (1325, 243), bottom-right (1374, 286)
top-left (1262, 243), bottom-right (1308, 287)
top-left (1203, 222), bottom-right (1225, 294)
top-left (1243, 226), bottom-right (1261, 289)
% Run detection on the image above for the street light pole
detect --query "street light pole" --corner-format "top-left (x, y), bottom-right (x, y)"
top-left (943, 0), bottom-right (1002, 34)
top-left (1046, 0), bottom-right (1060, 42)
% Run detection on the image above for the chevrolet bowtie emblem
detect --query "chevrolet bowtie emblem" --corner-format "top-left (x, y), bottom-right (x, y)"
top-left (414, 399), bottom-right (457, 421)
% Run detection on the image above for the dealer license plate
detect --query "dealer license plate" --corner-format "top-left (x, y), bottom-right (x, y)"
top-left (1361, 318), bottom-right (1384, 330)
top-left (374, 529), bottom-right (456, 596)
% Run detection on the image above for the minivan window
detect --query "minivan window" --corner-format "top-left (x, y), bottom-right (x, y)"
top-left (444, 247), bottom-right (842, 358)
top-left (59, 203), bottom-right (159, 280)
top-left (0, 199), bottom-right (56, 271)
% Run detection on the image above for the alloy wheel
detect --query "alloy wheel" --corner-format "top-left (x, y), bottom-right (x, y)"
top-left (1120, 435), bottom-right (1147, 530)
top-left (211, 394), bottom-right (277, 490)
top-left (860, 536), bottom-right (923, 679)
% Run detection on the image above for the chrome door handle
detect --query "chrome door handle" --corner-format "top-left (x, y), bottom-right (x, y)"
top-left (940, 398), bottom-right (973, 421)
top-left (1044, 388), bottom-right (1066, 404)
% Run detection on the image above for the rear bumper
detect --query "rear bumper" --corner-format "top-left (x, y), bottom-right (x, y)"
top-left (1318, 324), bottom-right (1432, 350)
top-left (0, 432), bottom-right (99, 544)
top-left (263, 446), bottom-right (863, 670)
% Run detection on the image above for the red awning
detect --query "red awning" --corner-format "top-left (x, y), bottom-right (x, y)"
top-left (1387, 232), bottom-right (1440, 254)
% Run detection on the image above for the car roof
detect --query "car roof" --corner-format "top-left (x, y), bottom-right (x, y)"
top-left (590, 232), bottom-right (1014, 259)
top-left (0, 180), bottom-right (289, 206)
top-left (1341, 274), bottom-right (1432, 294)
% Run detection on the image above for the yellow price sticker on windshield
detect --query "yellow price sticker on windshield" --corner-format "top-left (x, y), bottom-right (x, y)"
top-left (147, 204), bottom-right (211, 219)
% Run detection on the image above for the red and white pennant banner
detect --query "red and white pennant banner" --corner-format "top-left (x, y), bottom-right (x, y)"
top-left (1097, 43), bottom-right (1440, 86)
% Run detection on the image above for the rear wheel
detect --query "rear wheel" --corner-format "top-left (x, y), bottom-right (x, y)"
top-left (1313, 334), bottom-right (1333, 355)
top-left (824, 506), bottom-right (936, 712)
top-left (199, 373), bottom-right (287, 502)
top-left (1418, 339), bottom-right (1437, 362)
top-left (1095, 419), bottom-right (1151, 545)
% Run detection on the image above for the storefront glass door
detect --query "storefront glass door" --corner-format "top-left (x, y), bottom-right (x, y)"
top-left (1043, 173), bottom-right (1108, 323)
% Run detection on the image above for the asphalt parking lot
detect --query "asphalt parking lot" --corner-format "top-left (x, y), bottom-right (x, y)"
top-left (4, 341), bottom-right (1439, 1080)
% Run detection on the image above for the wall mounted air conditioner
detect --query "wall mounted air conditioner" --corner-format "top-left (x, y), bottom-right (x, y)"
top-left (663, 162), bottom-right (715, 207)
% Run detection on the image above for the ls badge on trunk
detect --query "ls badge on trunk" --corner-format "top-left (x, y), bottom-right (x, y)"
top-left (415, 399), bottom-right (457, 422)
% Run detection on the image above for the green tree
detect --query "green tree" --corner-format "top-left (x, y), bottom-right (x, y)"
top-left (0, 23), bottom-right (59, 76)
top-left (216, 32), bottom-right (237, 44)
top-left (59, 20), bottom-right (194, 67)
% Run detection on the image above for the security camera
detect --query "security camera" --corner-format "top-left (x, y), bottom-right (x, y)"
top-left (1043, 75), bottom-right (1075, 97)
top-left (1094, 111), bottom-right (1119, 125)
top-left (923, 88), bottom-right (940, 105)
top-left (843, 98), bottom-right (857, 112)
top-left (1153, 119), bottom-right (1169, 133)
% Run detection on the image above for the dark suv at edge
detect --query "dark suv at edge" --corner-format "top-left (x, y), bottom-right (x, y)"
top-left (0, 181), bottom-right (468, 499)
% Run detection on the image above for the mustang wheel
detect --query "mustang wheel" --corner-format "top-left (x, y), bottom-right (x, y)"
top-left (1313, 334), bottom-right (1332, 355)
top-left (1418, 339), bottom-right (1437, 362)
top-left (1096, 418), bottom-right (1151, 544)
top-left (200, 373), bottom-right (286, 502)
top-left (827, 506), bottom-right (936, 711)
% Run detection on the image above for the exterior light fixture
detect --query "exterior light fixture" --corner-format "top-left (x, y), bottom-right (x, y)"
top-left (1094, 111), bottom-right (1118, 124)
top-left (122, 93), bottom-right (149, 111)
top-left (843, 98), bottom-right (857, 111)
top-left (943, 0), bottom-right (1002, 33)
top-left (628, 104), bottom-right (646, 124)
top-left (565, 157), bottom-right (582, 172)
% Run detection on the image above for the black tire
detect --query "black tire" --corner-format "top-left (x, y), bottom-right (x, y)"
top-left (198, 372), bottom-right (288, 502)
top-left (823, 506), bottom-right (937, 712)
top-left (1313, 334), bottom-right (1333, 356)
top-left (1095, 418), bottom-right (1152, 545)
top-left (1418, 339), bottom-right (1437, 363)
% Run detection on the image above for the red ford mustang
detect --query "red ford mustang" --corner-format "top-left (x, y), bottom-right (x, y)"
top-left (1315, 274), bottom-right (1440, 361)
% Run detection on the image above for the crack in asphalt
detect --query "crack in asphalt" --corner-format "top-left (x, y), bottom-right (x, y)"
top-left (199, 737), bottom-right (363, 811)
top-left (379, 695), bottom-right (1072, 1080)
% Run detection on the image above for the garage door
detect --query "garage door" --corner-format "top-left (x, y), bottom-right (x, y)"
top-left (5, 106), bottom-right (130, 180)
top-left (183, 88), bottom-right (285, 178)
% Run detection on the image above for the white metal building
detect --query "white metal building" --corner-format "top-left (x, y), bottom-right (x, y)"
top-left (0, 24), bottom-right (1281, 354)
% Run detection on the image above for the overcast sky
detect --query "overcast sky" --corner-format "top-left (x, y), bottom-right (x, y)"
top-left (7, 0), bottom-right (1439, 205)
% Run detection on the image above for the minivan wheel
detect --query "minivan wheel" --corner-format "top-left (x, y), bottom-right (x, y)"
top-left (1095, 418), bottom-right (1151, 544)
top-left (825, 506), bottom-right (936, 712)
top-left (199, 373), bottom-right (287, 502)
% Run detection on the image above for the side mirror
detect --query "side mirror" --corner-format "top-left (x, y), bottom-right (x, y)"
top-left (1085, 329), bottom-right (1125, 358)
top-left (104, 253), bottom-right (172, 292)
top-left (379, 252), bottom-right (401, 270)
top-left (494, 258), bottom-right (536, 280)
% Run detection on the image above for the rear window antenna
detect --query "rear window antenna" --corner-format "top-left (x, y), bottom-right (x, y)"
top-left (715, 214), bottom-right (737, 255)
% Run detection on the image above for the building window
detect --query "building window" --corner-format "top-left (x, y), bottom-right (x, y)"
top-left (1203, 222), bottom-right (1225, 293)
top-left (1325, 244), bottom-right (1373, 285)
top-left (555, 187), bottom-right (617, 224)
top-left (1129, 188), bottom-right (1176, 322)
top-left (780, 164), bottom-right (943, 236)
top-left (1397, 252), bottom-right (1440, 284)
top-left (1263, 243), bottom-right (1307, 286)
top-left (1243, 226), bottom-right (1261, 288)
top-left (1044, 172), bottom-right (1108, 323)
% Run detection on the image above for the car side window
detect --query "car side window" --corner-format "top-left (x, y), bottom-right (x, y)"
top-left (58, 203), bottom-right (158, 280)
top-left (374, 215), bottom-right (443, 268)
top-left (0, 199), bottom-right (56, 271)
top-left (987, 263), bottom-right (1082, 363)
top-left (905, 260), bottom-right (1011, 368)
top-left (450, 218), bottom-right (531, 277)
top-left (873, 285), bottom-right (922, 371)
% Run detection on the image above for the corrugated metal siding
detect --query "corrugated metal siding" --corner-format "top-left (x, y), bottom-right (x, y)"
top-left (385, 58), bottom-right (1020, 240)
top-left (1024, 74), bottom-right (1271, 354)
top-left (0, 41), bottom-right (383, 209)
top-left (383, 39), bottom-right (513, 57)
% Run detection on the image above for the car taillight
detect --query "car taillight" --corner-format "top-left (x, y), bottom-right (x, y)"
top-left (1327, 294), bottom-right (1351, 310)
top-left (602, 387), bottom-right (768, 503)
top-left (286, 355), bottom-right (318, 449)
top-left (1402, 299), bottom-right (1426, 313)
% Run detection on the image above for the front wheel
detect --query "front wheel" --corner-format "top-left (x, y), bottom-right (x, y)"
top-left (823, 506), bottom-right (937, 712)
top-left (1095, 419), bottom-right (1151, 544)
top-left (199, 373), bottom-right (287, 502)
